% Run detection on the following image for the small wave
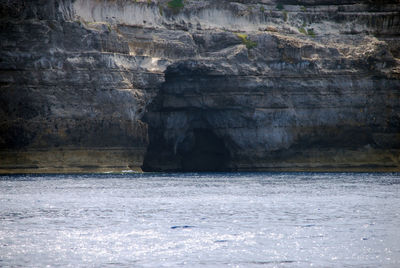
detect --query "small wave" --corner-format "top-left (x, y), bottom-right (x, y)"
top-left (170, 225), bottom-right (195, 229)
top-left (121, 170), bottom-right (134, 173)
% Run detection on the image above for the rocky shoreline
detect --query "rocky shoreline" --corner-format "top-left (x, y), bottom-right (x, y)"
top-left (1, 0), bottom-right (399, 173)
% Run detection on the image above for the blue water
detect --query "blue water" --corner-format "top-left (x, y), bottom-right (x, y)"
top-left (1, 172), bottom-right (399, 267)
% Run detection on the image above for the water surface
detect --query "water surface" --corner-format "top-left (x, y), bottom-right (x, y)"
top-left (1, 172), bottom-right (399, 267)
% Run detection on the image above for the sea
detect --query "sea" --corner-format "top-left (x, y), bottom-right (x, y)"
top-left (0, 172), bottom-right (399, 267)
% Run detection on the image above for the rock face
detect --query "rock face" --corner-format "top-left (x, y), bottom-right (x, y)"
top-left (1, 0), bottom-right (399, 173)
top-left (0, 0), bottom-right (162, 173)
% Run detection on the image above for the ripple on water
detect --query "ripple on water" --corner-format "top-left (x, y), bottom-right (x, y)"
top-left (0, 172), bottom-right (399, 267)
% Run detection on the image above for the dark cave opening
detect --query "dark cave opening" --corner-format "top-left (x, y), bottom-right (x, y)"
top-left (179, 128), bottom-right (230, 172)
top-left (142, 127), bottom-right (231, 172)
top-left (141, 64), bottom-right (232, 172)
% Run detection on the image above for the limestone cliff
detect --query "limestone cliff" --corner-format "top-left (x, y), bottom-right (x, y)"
top-left (1, 0), bottom-right (399, 173)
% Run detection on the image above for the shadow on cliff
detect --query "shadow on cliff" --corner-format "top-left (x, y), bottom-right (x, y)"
top-left (142, 126), bottom-right (231, 172)
top-left (141, 64), bottom-right (232, 172)
top-left (179, 128), bottom-right (230, 172)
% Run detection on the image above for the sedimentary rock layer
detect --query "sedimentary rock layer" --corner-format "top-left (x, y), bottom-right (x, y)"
top-left (1, 0), bottom-right (399, 172)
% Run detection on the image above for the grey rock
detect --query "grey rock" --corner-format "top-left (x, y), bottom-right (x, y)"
top-left (1, 0), bottom-right (399, 173)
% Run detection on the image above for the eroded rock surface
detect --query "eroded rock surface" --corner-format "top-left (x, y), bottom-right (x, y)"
top-left (1, 0), bottom-right (399, 172)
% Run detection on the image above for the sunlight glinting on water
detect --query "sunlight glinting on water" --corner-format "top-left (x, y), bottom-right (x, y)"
top-left (1, 172), bottom-right (399, 267)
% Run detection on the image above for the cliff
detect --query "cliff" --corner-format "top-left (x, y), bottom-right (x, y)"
top-left (1, 0), bottom-right (399, 173)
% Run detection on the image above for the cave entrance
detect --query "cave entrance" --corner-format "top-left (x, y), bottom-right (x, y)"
top-left (180, 128), bottom-right (230, 172)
